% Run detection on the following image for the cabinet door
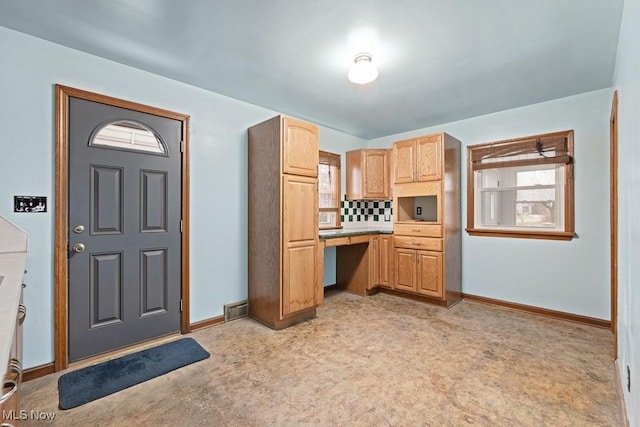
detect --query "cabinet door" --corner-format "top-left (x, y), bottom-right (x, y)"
top-left (416, 134), bottom-right (442, 181)
top-left (283, 244), bottom-right (317, 316)
top-left (394, 248), bottom-right (416, 292)
top-left (378, 234), bottom-right (393, 288)
top-left (282, 116), bottom-right (319, 177)
top-left (368, 236), bottom-right (379, 289)
top-left (363, 150), bottom-right (390, 199)
top-left (416, 250), bottom-right (443, 298)
top-left (282, 175), bottom-right (318, 316)
top-left (393, 139), bottom-right (415, 183)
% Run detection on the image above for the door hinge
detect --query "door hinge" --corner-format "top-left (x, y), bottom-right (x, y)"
top-left (180, 220), bottom-right (183, 232)
top-left (180, 299), bottom-right (183, 312)
top-left (180, 140), bottom-right (185, 153)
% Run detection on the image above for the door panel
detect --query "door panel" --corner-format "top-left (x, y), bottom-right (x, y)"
top-left (282, 117), bottom-right (319, 177)
top-left (282, 174), bottom-right (318, 317)
top-left (394, 248), bottom-right (416, 292)
top-left (140, 170), bottom-right (168, 233)
top-left (379, 235), bottom-right (392, 288)
top-left (282, 245), bottom-right (317, 316)
top-left (283, 175), bottom-right (318, 243)
top-left (68, 97), bottom-right (182, 362)
top-left (364, 150), bottom-right (389, 198)
top-left (140, 248), bottom-right (168, 316)
top-left (393, 139), bottom-right (415, 183)
top-left (416, 135), bottom-right (442, 181)
top-left (90, 252), bottom-right (123, 327)
top-left (417, 251), bottom-right (443, 297)
top-left (91, 165), bottom-right (123, 234)
top-left (369, 236), bottom-right (379, 288)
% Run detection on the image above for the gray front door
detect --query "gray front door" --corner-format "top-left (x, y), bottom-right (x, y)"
top-left (68, 97), bottom-right (183, 362)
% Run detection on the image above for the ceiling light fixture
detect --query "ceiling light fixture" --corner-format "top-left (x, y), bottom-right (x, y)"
top-left (348, 53), bottom-right (378, 85)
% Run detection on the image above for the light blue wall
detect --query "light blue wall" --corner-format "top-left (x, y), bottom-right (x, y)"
top-left (368, 88), bottom-right (613, 321)
top-left (613, 0), bottom-right (639, 423)
top-left (0, 27), bottom-right (364, 369)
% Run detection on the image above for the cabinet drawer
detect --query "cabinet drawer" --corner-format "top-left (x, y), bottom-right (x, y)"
top-left (394, 236), bottom-right (443, 251)
top-left (394, 223), bottom-right (442, 237)
top-left (349, 235), bottom-right (370, 245)
top-left (323, 236), bottom-right (350, 247)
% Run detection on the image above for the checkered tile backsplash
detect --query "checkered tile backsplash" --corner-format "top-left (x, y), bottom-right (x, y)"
top-left (340, 195), bottom-right (393, 224)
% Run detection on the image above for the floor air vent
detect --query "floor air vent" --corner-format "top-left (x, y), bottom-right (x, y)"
top-left (224, 300), bottom-right (248, 322)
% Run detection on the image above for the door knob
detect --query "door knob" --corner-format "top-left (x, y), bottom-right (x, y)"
top-left (72, 243), bottom-right (86, 253)
top-left (73, 224), bottom-right (85, 234)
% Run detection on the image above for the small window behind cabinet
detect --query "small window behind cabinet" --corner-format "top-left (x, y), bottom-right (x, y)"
top-left (318, 151), bottom-right (341, 229)
top-left (466, 130), bottom-right (575, 240)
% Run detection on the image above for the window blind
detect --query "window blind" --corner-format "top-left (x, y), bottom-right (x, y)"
top-left (470, 131), bottom-right (573, 171)
top-left (318, 151), bottom-right (341, 226)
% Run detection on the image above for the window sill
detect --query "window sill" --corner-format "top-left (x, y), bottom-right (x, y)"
top-left (465, 228), bottom-right (575, 241)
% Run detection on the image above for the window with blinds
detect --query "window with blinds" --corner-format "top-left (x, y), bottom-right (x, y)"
top-left (467, 130), bottom-right (575, 240)
top-left (318, 150), bottom-right (341, 229)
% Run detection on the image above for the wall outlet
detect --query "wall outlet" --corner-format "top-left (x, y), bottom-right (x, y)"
top-left (627, 365), bottom-right (631, 392)
top-left (416, 206), bottom-right (422, 215)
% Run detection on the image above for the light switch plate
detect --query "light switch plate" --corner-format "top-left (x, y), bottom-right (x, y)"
top-left (14, 195), bottom-right (47, 213)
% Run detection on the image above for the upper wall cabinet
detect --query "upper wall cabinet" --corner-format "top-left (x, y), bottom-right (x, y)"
top-left (393, 134), bottom-right (442, 183)
top-left (346, 149), bottom-right (391, 200)
top-left (282, 116), bottom-right (319, 177)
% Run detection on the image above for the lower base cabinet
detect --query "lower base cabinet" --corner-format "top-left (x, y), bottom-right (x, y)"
top-left (393, 246), bottom-right (443, 299)
top-left (369, 235), bottom-right (393, 289)
top-left (416, 251), bottom-right (443, 298)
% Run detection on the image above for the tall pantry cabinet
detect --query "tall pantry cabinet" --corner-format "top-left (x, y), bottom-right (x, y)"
top-left (248, 115), bottom-right (320, 329)
top-left (392, 132), bottom-right (461, 307)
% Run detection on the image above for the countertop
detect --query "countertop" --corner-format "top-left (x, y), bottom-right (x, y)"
top-left (319, 227), bottom-right (393, 239)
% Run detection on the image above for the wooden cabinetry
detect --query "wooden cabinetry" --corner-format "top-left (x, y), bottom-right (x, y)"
top-left (393, 134), bottom-right (442, 183)
top-left (282, 175), bottom-right (318, 316)
top-left (346, 149), bottom-right (391, 199)
top-left (391, 132), bottom-right (461, 306)
top-left (416, 250), bottom-right (443, 297)
top-left (248, 115), bottom-right (319, 329)
top-left (282, 116), bottom-right (319, 177)
top-left (370, 234), bottom-right (392, 289)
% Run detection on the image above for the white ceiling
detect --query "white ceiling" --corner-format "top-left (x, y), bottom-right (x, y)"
top-left (0, 0), bottom-right (624, 139)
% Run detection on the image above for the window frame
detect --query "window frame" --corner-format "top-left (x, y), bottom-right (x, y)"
top-left (466, 130), bottom-right (575, 241)
top-left (318, 150), bottom-right (342, 230)
top-left (89, 120), bottom-right (168, 156)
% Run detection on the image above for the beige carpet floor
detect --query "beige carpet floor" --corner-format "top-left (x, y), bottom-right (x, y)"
top-left (20, 291), bottom-right (623, 426)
